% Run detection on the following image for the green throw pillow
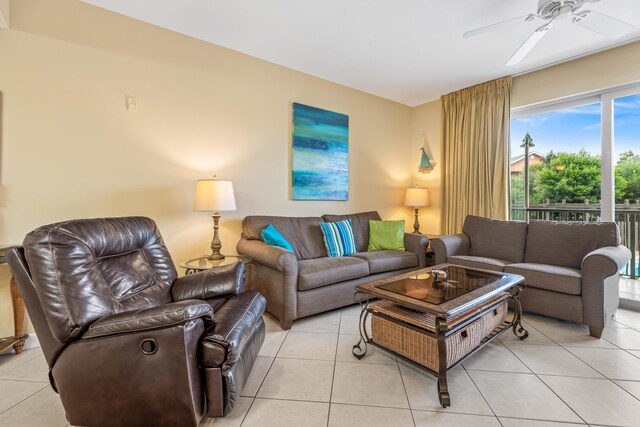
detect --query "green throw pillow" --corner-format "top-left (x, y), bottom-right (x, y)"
top-left (368, 220), bottom-right (405, 251)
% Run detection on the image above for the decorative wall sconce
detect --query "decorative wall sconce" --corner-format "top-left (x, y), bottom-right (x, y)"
top-left (418, 147), bottom-right (435, 174)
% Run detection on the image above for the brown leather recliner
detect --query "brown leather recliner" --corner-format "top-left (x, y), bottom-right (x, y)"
top-left (7, 217), bottom-right (266, 427)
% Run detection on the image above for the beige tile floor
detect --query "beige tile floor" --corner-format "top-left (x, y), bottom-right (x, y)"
top-left (3, 307), bottom-right (640, 426)
top-left (619, 277), bottom-right (640, 313)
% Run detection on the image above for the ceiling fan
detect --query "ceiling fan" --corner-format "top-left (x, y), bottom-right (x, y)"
top-left (463, 0), bottom-right (636, 66)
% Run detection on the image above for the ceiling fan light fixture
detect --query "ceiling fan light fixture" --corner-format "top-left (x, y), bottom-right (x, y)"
top-left (556, 5), bottom-right (574, 20)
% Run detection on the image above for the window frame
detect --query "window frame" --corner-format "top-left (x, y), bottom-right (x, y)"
top-left (509, 82), bottom-right (640, 222)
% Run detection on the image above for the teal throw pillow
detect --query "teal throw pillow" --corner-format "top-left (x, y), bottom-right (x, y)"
top-left (261, 224), bottom-right (294, 252)
top-left (368, 220), bottom-right (405, 251)
top-left (319, 219), bottom-right (358, 257)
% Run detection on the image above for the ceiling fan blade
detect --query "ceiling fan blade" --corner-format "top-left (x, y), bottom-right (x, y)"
top-left (463, 14), bottom-right (534, 39)
top-left (506, 21), bottom-right (553, 66)
top-left (572, 10), bottom-right (635, 39)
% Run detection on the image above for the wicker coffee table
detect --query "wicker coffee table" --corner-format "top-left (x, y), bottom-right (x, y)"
top-left (352, 264), bottom-right (528, 407)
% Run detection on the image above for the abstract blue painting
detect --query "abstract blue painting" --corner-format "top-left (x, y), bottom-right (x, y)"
top-left (292, 103), bottom-right (349, 200)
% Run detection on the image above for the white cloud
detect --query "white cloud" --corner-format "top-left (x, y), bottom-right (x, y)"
top-left (582, 123), bottom-right (601, 131)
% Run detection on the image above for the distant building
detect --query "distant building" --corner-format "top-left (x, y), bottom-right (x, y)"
top-left (510, 152), bottom-right (544, 174)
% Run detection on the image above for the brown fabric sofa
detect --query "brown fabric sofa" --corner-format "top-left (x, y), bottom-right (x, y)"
top-left (431, 215), bottom-right (632, 338)
top-left (236, 211), bottom-right (429, 329)
top-left (7, 217), bottom-right (266, 426)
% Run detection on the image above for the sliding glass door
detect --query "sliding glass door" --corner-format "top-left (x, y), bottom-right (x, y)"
top-left (510, 101), bottom-right (602, 221)
top-left (610, 91), bottom-right (640, 280)
top-left (511, 85), bottom-right (640, 280)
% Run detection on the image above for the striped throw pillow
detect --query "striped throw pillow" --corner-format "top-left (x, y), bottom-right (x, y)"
top-left (319, 219), bottom-right (358, 257)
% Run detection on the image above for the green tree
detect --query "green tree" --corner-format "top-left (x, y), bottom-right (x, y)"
top-left (512, 149), bottom-right (640, 208)
top-left (530, 150), bottom-right (601, 203)
top-left (615, 151), bottom-right (640, 203)
top-left (511, 173), bottom-right (524, 206)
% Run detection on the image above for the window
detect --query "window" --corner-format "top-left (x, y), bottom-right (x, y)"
top-left (511, 85), bottom-right (640, 280)
top-left (510, 101), bottom-right (602, 220)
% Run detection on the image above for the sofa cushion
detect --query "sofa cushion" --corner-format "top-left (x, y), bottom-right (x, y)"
top-left (298, 257), bottom-right (369, 291)
top-left (447, 255), bottom-right (510, 272)
top-left (368, 220), bottom-right (405, 251)
top-left (463, 215), bottom-right (528, 263)
top-left (322, 211), bottom-right (382, 253)
top-left (505, 263), bottom-right (582, 296)
top-left (524, 221), bottom-right (621, 270)
top-left (350, 250), bottom-right (418, 274)
top-left (261, 224), bottom-right (294, 252)
top-left (242, 216), bottom-right (326, 260)
top-left (319, 219), bottom-right (358, 257)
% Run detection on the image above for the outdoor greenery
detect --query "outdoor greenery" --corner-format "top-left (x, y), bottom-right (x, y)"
top-left (511, 150), bottom-right (640, 205)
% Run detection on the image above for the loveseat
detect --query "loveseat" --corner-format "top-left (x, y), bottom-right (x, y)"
top-left (431, 215), bottom-right (632, 337)
top-left (236, 211), bottom-right (429, 329)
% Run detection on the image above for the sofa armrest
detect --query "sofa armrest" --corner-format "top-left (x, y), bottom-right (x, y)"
top-left (172, 262), bottom-right (245, 301)
top-left (237, 239), bottom-right (298, 275)
top-left (404, 233), bottom-right (429, 268)
top-left (582, 245), bottom-right (632, 279)
top-left (56, 314), bottom-right (206, 425)
top-left (581, 244), bottom-right (631, 333)
top-left (82, 300), bottom-right (214, 340)
top-left (430, 233), bottom-right (470, 265)
top-left (202, 291), bottom-right (266, 367)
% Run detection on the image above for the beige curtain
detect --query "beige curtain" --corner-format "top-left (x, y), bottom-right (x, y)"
top-left (441, 76), bottom-right (512, 234)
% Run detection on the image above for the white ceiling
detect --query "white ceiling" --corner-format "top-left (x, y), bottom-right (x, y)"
top-left (80, 0), bottom-right (640, 106)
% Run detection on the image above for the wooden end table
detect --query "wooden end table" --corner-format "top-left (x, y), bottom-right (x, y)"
top-left (0, 246), bottom-right (28, 355)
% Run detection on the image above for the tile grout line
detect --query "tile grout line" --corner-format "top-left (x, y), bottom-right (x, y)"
top-left (325, 309), bottom-right (343, 427)
top-left (234, 361), bottom-right (270, 426)
top-left (556, 339), bottom-right (640, 393)
top-left (500, 323), bottom-right (590, 425)
top-left (545, 325), bottom-right (640, 405)
top-left (0, 382), bottom-right (48, 417)
top-left (523, 318), bottom-right (621, 380)
top-left (460, 364), bottom-right (501, 424)
top-left (395, 359), bottom-right (418, 427)
top-left (497, 415), bottom-right (588, 425)
top-left (495, 338), bottom-right (610, 381)
top-left (236, 321), bottom-right (291, 426)
top-left (0, 350), bottom-right (42, 377)
top-left (609, 380), bottom-right (640, 405)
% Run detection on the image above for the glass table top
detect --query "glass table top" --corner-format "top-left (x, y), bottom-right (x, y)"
top-left (374, 265), bottom-right (508, 305)
top-left (179, 255), bottom-right (249, 270)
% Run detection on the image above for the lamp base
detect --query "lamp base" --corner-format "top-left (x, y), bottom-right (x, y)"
top-left (207, 252), bottom-right (225, 261)
top-left (413, 208), bottom-right (422, 234)
top-left (209, 212), bottom-right (225, 261)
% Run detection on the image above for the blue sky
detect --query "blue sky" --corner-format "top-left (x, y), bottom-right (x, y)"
top-left (511, 94), bottom-right (640, 160)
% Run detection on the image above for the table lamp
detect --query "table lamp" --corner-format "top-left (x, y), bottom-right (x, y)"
top-left (404, 186), bottom-right (430, 234)
top-left (194, 177), bottom-right (237, 260)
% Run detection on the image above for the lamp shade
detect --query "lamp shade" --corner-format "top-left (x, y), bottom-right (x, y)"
top-left (404, 187), bottom-right (429, 208)
top-left (194, 179), bottom-right (237, 212)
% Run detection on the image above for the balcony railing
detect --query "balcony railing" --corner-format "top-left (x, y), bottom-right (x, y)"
top-left (511, 202), bottom-right (639, 280)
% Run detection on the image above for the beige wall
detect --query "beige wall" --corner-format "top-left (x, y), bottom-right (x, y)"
top-left (410, 100), bottom-right (442, 236)
top-left (512, 41), bottom-right (640, 108)
top-left (0, 0), bottom-right (414, 340)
